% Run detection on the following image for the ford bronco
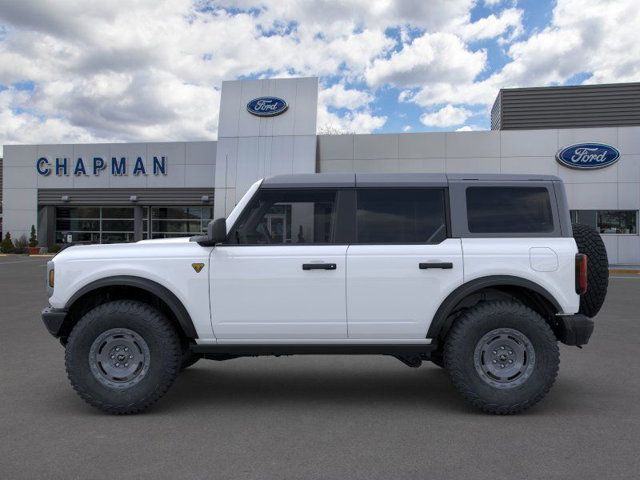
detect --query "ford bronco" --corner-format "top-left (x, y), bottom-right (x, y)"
top-left (42, 173), bottom-right (608, 414)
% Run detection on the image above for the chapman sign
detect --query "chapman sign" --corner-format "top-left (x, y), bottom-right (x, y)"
top-left (36, 156), bottom-right (168, 177)
top-left (246, 96), bottom-right (288, 117)
top-left (556, 143), bottom-right (620, 170)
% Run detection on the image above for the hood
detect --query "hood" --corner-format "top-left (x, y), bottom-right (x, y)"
top-left (52, 236), bottom-right (199, 262)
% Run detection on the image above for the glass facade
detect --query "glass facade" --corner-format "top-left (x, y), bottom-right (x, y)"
top-left (56, 205), bottom-right (213, 244)
top-left (570, 210), bottom-right (638, 234)
top-left (56, 207), bottom-right (135, 244)
top-left (144, 206), bottom-right (213, 239)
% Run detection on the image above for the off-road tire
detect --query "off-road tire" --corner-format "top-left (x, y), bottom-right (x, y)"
top-left (444, 301), bottom-right (559, 415)
top-left (65, 300), bottom-right (181, 414)
top-left (572, 223), bottom-right (608, 318)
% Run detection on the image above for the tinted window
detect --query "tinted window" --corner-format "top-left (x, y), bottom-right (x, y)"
top-left (231, 189), bottom-right (337, 244)
top-left (356, 189), bottom-right (447, 243)
top-left (466, 187), bottom-right (554, 233)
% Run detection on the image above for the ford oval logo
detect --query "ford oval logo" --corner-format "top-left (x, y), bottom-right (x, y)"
top-left (556, 143), bottom-right (620, 170)
top-left (247, 96), bottom-right (288, 117)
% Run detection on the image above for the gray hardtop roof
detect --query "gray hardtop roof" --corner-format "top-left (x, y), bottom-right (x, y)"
top-left (261, 173), bottom-right (561, 188)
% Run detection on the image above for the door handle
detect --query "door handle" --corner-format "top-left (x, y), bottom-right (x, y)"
top-left (302, 263), bottom-right (337, 271)
top-left (419, 262), bottom-right (453, 269)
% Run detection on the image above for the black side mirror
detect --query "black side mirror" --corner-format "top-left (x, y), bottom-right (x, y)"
top-left (208, 218), bottom-right (227, 244)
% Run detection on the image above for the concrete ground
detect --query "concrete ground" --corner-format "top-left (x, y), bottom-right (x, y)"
top-left (1, 256), bottom-right (640, 480)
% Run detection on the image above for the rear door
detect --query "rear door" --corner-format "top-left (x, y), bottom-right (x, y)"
top-left (346, 188), bottom-right (463, 339)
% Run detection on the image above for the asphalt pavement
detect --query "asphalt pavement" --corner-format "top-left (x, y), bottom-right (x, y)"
top-left (1, 255), bottom-right (639, 479)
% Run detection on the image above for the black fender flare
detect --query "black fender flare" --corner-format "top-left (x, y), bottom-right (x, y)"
top-left (65, 275), bottom-right (198, 338)
top-left (426, 275), bottom-right (562, 341)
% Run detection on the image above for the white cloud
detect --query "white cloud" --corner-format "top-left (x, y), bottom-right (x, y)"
top-left (403, 0), bottom-right (640, 111)
top-left (420, 105), bottom-right (472, 127)
top-left (0, 0), bottom-right (638, 149)
top-left (319, 83), bottom-right (373, 110)
top-left (366, 32), bottom-right (486, 88)
top-left (457, 8), bottom-right (523, 42)
top-left (456, 124), bottom-right (483, 131)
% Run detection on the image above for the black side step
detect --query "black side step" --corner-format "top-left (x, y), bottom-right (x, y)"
top-left (191, 343), bottom-right (436, 357)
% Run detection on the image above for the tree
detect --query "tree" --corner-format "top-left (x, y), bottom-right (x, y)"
top-left (29, 225), bottom-right (38, 248)
top-left (1, 232), bottom-right (15, 253)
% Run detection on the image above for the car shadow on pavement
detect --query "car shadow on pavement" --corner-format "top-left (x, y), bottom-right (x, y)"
top-left (155, 361), bottom-right (473, 414)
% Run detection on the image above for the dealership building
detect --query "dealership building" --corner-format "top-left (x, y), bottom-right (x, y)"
top-left (2, 78), bottom-right (640, 264)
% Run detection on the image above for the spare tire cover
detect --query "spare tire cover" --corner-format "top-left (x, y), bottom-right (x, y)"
top-left (572, 223), bottom-right (609, 317)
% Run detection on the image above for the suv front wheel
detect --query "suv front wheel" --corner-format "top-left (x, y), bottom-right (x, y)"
top-left (65, 300), bottom-right (181, 414)
top-left (444, 301), bottom-right (559, 414)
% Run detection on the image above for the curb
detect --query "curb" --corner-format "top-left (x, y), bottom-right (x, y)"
top-left (609, 269), bottom-right (640, 275)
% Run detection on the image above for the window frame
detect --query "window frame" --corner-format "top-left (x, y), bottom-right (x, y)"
top-left (353, 187), bottom-right (451, 245)
top-left (448, 181), bottom-right (563, 238)
top-left (224, 187), bottom-right (348, 246)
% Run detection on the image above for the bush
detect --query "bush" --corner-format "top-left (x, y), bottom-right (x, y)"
top-left (1, 233), bottom-right (15, 253)
top-left (29, 225), bottom-right (38, 248)
top-left (14, 234), bottom-right (28, 254)
top-left (48, 244), bottom-right (62, 254)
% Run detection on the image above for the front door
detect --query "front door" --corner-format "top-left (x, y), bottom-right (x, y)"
top-left (210, 188), bottom-right (348, 340)
top-left (346, 188), bottom-right (464, 339)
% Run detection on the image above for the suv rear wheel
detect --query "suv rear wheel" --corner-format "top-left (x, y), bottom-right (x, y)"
top-left (444, 300), bottom-right (559, 414)
top-left (65, 300), bottom-right (181, 414)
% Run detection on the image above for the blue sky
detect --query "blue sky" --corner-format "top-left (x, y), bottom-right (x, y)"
top-left (0, 0), bottom-right (638, 151)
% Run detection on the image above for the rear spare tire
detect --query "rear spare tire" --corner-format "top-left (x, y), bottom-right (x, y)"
top-left (572, 223), bottom-right (608, 317)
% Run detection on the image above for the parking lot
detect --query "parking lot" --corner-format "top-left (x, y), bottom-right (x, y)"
top-left (1, 255), bottom-right (640, 479)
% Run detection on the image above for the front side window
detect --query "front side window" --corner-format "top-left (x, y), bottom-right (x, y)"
top-left (356, 188), bottom-right (447, 243)
top-left (466, 187), bottom-right (554, 234)
top-left (230, 189), bottom-right (337, 245)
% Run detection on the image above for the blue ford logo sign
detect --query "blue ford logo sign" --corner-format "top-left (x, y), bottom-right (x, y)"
top-left (247, 96), bottom-right (288, 117)
top-left (556, 143), bottom-right (620, 170)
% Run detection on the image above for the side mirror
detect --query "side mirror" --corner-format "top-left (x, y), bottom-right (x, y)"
top-left (208, 218), bottom-right (227, 244)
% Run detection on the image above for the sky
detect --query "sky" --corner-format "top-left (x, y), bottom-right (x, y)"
top-left (0, 0), bottom-right (639, 156)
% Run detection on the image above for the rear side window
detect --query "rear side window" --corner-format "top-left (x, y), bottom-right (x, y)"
top-left (356, 188), bottom-right (447, 243)
top-left (466, 187), bottom-right (554, 233)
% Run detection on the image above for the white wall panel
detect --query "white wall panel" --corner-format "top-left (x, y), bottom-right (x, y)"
top-left (602, 235), bottom-right (619, 264)
top-left (319, 159), bottom-right (354, 173)
top-left (318, 135), bottom-right (354, 160)
top-left (398, 133), bottom-right (445, 159)
top-left (397, 158), bottom-right (446, 173)
top-left (446, 156), bottom-right (501, 173)
top-left (617, 236), bottom-right (640, 264)
top-left (617, 183), bottom-right (640, 209)
top-left (354, 134), bottom-right (398, 160)
top-left (354, 158), bottom-right (399, 173)
top-left (500, 129), bottom-right (559, 157)
top-left (558, 128), bottom-right (618, 148)
top-left (618, 154), bottom-right (640, 183)
top-left (500, 156), bottom-right (559, 175)
top-left (446, 131), bottom-right (500, 158)
top-left (184, 165), bottom-right (216, 188)
top-left (618, 127), bottom-right (640, 155)
top-left (565, 183), bottom-right (618, 209)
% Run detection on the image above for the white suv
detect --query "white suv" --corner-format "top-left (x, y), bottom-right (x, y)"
top-left (42, 173), bottom-right (608, 414)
